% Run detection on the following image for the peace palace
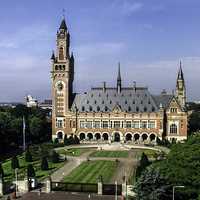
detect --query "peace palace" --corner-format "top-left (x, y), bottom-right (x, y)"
top-left (51, 18), bottom-right (188, 144)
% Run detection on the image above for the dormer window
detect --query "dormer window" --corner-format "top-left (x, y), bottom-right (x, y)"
top-left (102, 100), bottom-right (104, 104)
top-left (105, 106), bottom-right (108, 112)
top-left (133, 100), bottom-right (135, 104)
top-left (141, 100), bottom-right (143, 104)
top-left (87, 100), bottom-right (89, 104)
top-left (89, 106), bottom-right (93, 112)
top-left (97, 106), bottom-right (100, 112)
top-left (82, 106), bottom-right (85, 112)
top-left (136, 107), bottom-right (139, 112)
top-left (152, 107), bottom-right (155, 112)
top-left (144, 107), bottom-right (147, 112)
top-left (128, 106), bottom-right (131, 112)
top-left (125, 100), bottom-right (127, 104)
top-left (94, 100), bottom-right (97, 104)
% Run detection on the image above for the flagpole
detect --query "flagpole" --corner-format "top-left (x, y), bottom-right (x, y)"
top-left (23, 116), bottom-right (26, 151)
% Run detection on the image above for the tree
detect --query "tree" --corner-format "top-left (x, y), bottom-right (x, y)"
top-left (41, 157), bottom-right (49, 170)
top-left (27, 164), bottom-right (35, 177)
top-left (74, 135), bottom-right (80, 144)
top-left (0, 163), bottom-right (4, 177)
top-left (136, 152), bottom-right (150, 179)
top-left (29, 116), bottom-right (43, 142)
top-left (134, 166), bottom-right (172, 200)
top-left (25, 149), bottom-right (33, 162)
top-left (50, 150), bottom-right (59, 163)
top-left (11, 156), bottom-right (19, 170)
top-left (64, 135), bottom-right (70, 146)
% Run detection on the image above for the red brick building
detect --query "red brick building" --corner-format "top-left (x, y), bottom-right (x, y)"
top-left (51, 18), bottom-right (187, 144)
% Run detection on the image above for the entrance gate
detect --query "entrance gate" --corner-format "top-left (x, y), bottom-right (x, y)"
top-left (103, 184), bottom-right (122, 195)
top-left (114, 132), bottom-right (120, 142)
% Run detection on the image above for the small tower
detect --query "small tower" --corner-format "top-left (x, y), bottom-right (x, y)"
top-left (176, 61), bottom-right (186, 108)
top-left (117, 62), bottom-right (122, 93)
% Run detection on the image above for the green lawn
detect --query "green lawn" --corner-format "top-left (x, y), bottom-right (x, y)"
top-left (63, 160), bottom-right (117, 183)
top-left (90, 150), bottom-right (129, 158)
top-left (56, 148), bottom-right (95, 157)
top-left (2, 144), bottom-right (66, 183)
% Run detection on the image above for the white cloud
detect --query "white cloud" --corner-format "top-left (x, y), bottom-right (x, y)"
top-left (111, 0), bottom-right (144, 15)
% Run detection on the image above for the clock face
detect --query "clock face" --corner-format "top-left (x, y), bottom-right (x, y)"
top-left (57, 82), bottom-right (63, 91)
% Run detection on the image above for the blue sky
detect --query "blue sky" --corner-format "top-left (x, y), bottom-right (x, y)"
top-left (0, 0), bottom-right (200, 102)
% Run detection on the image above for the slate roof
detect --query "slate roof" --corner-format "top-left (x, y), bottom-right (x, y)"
top-left (71, 87), bottom-right (174, 113)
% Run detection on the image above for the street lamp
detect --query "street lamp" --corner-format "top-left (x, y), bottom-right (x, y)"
top-left (115, 181), bottom-right (118, 200)
top-left (15, 168), bottom-right (19, 197)
top-left (173, 186), bottom-right (185, 200)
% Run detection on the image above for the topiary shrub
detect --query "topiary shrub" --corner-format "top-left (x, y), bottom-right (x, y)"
top-left (27, 164), bottom-right (35, 178)
top-left (11, 156), bottom-right (20, 170)
top-left (25, 149), bottom-right (33, 162)
top-left (50, 150), bottom-right (59, 163)
top-left (0, 162), bottom-right (4, 177)
top-left (41, 157), bottom-right (49, 170)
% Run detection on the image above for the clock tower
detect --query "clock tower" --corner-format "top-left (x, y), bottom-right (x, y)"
top-left (51, 18), bottom-right (74, 140)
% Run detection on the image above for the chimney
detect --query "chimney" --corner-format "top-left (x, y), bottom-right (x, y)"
top-left (133, 81), bottom-right (136, 92)
top-left (103, 82), bottom-right (106, 93)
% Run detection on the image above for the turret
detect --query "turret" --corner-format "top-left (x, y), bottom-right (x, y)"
top-left (176, 61), bottom-right (186, 108)
top-left (117, 62), bottom-right (122, 93)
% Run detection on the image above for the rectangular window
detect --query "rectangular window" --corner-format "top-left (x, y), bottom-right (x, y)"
top-left (140, 121), bottom-right (147, 129)
top-left (148, 121), bottom-right (155, 129)
top-left (114, 121), bottom-right (120, 128)
top-left (133, 121), bottom-right (140, 128)
top-left (170, 108), bottom-right (177, 113)
top-left (80, 121), bottom-right (85, 128)
top-left (86, 121), bottom-right (92, 129)
top-left (94, 121), bottom-right (100, 128)
top-left (126, 121), bottom-right (132, 128)
top-left (102, 121), bottom-right (109, 128)
top-left (56, 119), bottom-right (63, 128)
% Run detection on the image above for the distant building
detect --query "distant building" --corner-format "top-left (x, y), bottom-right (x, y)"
top-left (25, 95), bottom-right (38, 107)
top-left (51, 18), bottom-right (188, 143)
top-left (39, 99), bottom-right (52, 110)
top-left (0, 102), bottom-right (21, 108)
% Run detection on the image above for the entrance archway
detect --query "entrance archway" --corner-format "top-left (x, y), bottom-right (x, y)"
top-left (57, 132), bottom-right (63, 140)
top-left (87, 133), bottom-right (93, 140)
top-left (95, 133), bottom-right (101, 140)
top-left (79, 133), bottom-right (86, 140)
top-left (114, 132), bottom-right (120, 142)
top-left (125, 133), bottom-right (132, 141)
top-left (102, 133), bottom-right (109, 141)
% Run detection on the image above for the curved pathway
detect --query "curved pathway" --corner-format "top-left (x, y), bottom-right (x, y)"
top-left (50, 143), bottom-right (169, 184)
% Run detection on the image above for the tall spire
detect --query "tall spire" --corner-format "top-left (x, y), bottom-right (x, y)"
top-left (117, 62), bottom-right (122, 93)
top-left (176, 61), bottom-right (186, 107)
top-left (177, 60), bottom-right (184, 80)
top-left (59, 18), bottom-right (67, 30)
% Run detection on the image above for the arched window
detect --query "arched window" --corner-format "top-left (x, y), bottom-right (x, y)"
top-left (144, 107), bottom-right (147, 112)
top-left (128, 106), bottom-right (131, 112)
top-left (59, 47), bottom-right (64, 60)
top-left (97, 106), bottom-right (100, 112)
top-left (89, 106), bottom-right (93, 112)
top-left (170, 124), bottom-right (177, 134)
top-left (136, 107), bottom-right (139, 112)
top-left (82, 106), bottom-right (85, 112)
